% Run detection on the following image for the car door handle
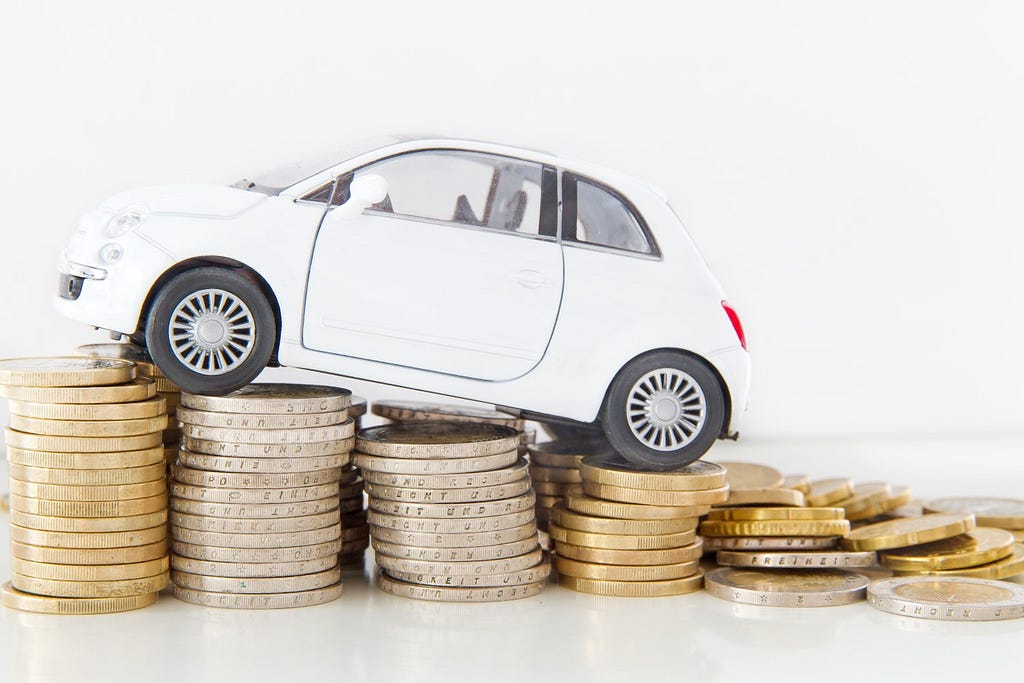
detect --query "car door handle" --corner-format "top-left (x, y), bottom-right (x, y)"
top-left (512, 270), bottom-right (548, 289)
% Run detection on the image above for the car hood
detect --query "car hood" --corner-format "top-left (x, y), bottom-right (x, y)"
top-left (101, 185), bottom-right (267, 218)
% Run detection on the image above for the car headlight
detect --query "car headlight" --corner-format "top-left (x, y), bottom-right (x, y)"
top-left (98, 243), bottom-right (125, 265)
top-left (106, 205), bottom-right (148, 238)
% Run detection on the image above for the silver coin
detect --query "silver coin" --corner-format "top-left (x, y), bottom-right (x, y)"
top-left (353, 449), bottom-right (518, 475)
top-left (371, 400), bottom-right (522, 427)
top-left (176, 450), bottom-right (349, 473)
top-left (181, 384), bottom-right (351, 414)
top-left (182, 435), bottom-right (354, 458)
top-left (378, 573), bottom-right (544, 602)
top-left (171, 567), bottom-right (342, 594)
top-left (170, 497), bottom-right (339, 519)
top-left (715, 550), bottom-right (878, 569)
top-left (181, 420), bottom-right (355, 445)
top-left (369, 492), bottom-right (536, 519)
top-left (172, 463), bottom-right (344, 489)
top-left (171, 539), bottom-right (342, 563)
top-left (374, 547), bottom-right (545, 577)
top-left (704, 568), bottom-right (869, 607)
top-left (360, 458), bottom-right (529, 489)
top-left (386, 557), bottom-right (551, 588)
top-left (171, 581), bottom-right (343, 609)
top-left (369, 522), bottom-right (538, 548)
top-left (356, 422), bottom-right (520, 459)
top-left (171, 525), bottom-right (341, 549)
top-left (867, 576), bottom-right (1024, 621)
top-left (372, 537), bottom-right (540, 563)
top-left (170, 509), bottom-right (340, 534)
top-left (366, 509), bottom-right (536, 534)
top-left (176, 406), bottom-right (348, 429)
top-left (702, 536), bottom-right (841, 551)
top-left (171, 482), bottom-right (339, 504)
top-left (364, 478), bottom-right (532, 504)
top-left (170, 554), bottom-right (338, 578)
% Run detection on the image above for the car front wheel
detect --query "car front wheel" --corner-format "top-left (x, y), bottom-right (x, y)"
top-left (600, 351), bottom-right (725, 470)
top-left (145, 267), bottom-right (276, 395)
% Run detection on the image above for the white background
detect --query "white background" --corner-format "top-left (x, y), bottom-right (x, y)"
top-left (1, 2), bottom-right (1023, 682)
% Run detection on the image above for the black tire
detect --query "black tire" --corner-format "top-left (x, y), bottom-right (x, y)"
top-left (145, 267), bottom-right (276, 395)
top-left (600, 350), bottom-right (726, 470)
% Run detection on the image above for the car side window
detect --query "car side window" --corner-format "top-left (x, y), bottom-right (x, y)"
top-left (355, 151), bottom-right (553, 237)
top-left (563, 173), bottom-right (654, 255)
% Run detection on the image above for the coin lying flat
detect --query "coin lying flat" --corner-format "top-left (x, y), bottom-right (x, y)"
top-left (10, 539), bottom-right (168, 565)
top-left (704, 568), bottom-right (870, 607)
top-left (895, 544), bottom-right (1024, 580)
top-left (170, 554), bottom-right (338, 578)
top-left (176, 451), bottom-right (349, 473)
top-left (805, 478), bottom-right (855, 507)
top-left (702, 536), bottom-right (841, 551)
top-left (700, 519), bottom-right (851, 538)
top-left (550, 503), bottom-right (697, 535)
top-left (12, 556), bottom-right (169, 582)
top-left (579, 455), bottom-right (727, 491)
top-left (369, 522), bottom-right (538, 548)
top-left (923, 497), bottom-right (1024, 530)
top-left (182, 436), bottom-right (353, 458)
top-left (8, 462), bottom-right (166, 486)
top-left (714, 550), bottom-right (878, 569)
top-left (10, 509), bottom-right (167, 533)
top-left (10, 523), bottom-right (166, 549)
top-left (1, 581), bottom-right (159, 614)
top-left (364, 478), bottom-right (532, 504)
top-left (549, 524), bottom-right (696, 551)
top-left (171, 525), bottom-right (341, 549)
top-left (867, 576), bottom-right (1024, 621)
top-left (720, 488), bottom-right (805, 507)
top-left (9, 414), bottom-right (168, 438)
top-left (555, 540), bottom-right (703, 566)
top-left (76, 342), bottom-right (155, 369)
top-left (170, 482), bottom-right (339, 505)
top-left (559, 573), bottom-right (703, 597)
top-left (378, 573), bottom-right (544, 602)
top-left (708, 507), bottom-right (845, 522)
top-left (361, 459), bottom-right (529, 489)
top-left (170, 509), bottom-right (341, 534)
top-left (171, 567), bottom-right (342, 593)
top-left (371, 538), bottom-right (540, 563)
top-left (553, 555), bottom-right (700, 581)
top-left (0, 377), bottom-right (156, 404)
top-left (581, 481), bottom-right (729, 507)
top-left (386, 558), bottom-right (551, 588)
top-left (170, 497), bottom-right (340, 519)
top-left (842, 514), bottom-right (976, 551)
top-left (0, 357), bottom-right (136, 387)
top-left (373, 547), bottom-right (545, 577)
top-left (782, 474), bottom-right (811, 494)
top-left (528, 464), bottom-right (583, 484)
top-left (5, 429), bottom-right (163, 453)
top-left (353, 450), bottom-right (518, 475)
top-left (181, 421), bottom-right (355, 445)
top-left (182, 384), bottom-right (351, 414)
top-left (371, 400), bottom-right (522, 427)
top-left (368, 491), bottom-right (536, 519)
top-left (834, 482), bottom-right (892, 521)
top-left (8, 492), bottom-right (168, 518)
top-left (564, 486), bottom-right (707, 520)
top-left (8, 396), bottom-right (166, 421)
top-left (176, 406), bottom-right (348, 429)
top-left (527, 441), bottom-right (600, 468)
top-left (171, 464), bottom-right (343, 489)
top-left (9, 479), bottom-right (167, 502)
top-left (171, 582), bottom-right (343, 609)
top-left (366, 509), bottom-right (536, 534)
top-left (6, 445), bottom-right (167, 470)
top-left (715, 462), bottom-right (784, 490)
top-left (357, 422), bottom-right (521, 459)
top-left (12, 572), bottom-right (169, 599)
top-left (171, 539), bottom-right (342, 563)
top-left (879, 528), bottom-right (1015, 571)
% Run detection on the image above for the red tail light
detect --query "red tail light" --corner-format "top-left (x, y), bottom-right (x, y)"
top-left (721, 301), bottom-right (747, 350)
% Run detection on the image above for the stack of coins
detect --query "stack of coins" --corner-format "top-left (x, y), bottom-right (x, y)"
top-left (168, 384), bottom-right (352, 609)
top-left (338, 395), bottom-right (369, 565)
top-left (712, 461), bottom-right (802, 506)
top-left (354, 421), bottom-right (549, 602)
top-left (349, 396), bottom-right (368, 430)
top-left (526, 440), bottom-right (611, 531)
top-left (77, 343), bottom-right (182, 466)
top-left (549, 454), bottom-right (724, 597)
top-left (0, 357), bottom-right (169, 614)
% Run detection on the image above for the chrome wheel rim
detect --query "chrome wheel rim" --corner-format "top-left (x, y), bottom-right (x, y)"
top-left (626, 368), bottom-right (707, 451)
top-left (168, 288), bottom-right (255, 376)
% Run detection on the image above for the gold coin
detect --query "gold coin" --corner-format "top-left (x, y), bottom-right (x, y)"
top-left (170, 482), bottom-right (339, 505)
top-left (171, 539), bottom-right (342, 563)
top-left (549, 523), bottom-right (696, 550)
top-left (897, 544), bottom-right (1024, 580)
top-left (8, 492), bottom-right (167, 518)
top-left (878, 486), bottom-right (914, 514)
top-left (171, 582), bottom-right (343, 609)
top-left (172, 464), bottom-right (343, 489)
top-left (579, 455), bottom-right (727, 491)
top-left (528, 464), bottom-right (582, 484)
top-left (368, 522), bottom-right (538, 548)
top-left (176, 406), bottom-right (348, 429)
top-left (170, 567), bottom-right (342, 594)
top-left (5, 428), bottom-right (162, 453)
top-left (12, 572), bottom-right (169, 598)
top-left (371, 400), bottom-right (522, 427)
top-left (10, 509), bottom-right (167, 532)
top-left (8, 414), bottom-right (168, 438)
top-left (581, 480), bottom-right (729, 506)
top-left (841, 513), bottom-right (976, 551)
top-left (9, 478), bottom-right (166, 502)
top-left (1, 581), bottom-right (158, 614)
top-left (171, 525), bottom-right (341, 549)
top-left (805, 478), bottom-right (855, 507)
top-left (377, 573), bottom-right (544, 602)
top-left (1, 492), bottom-right (8, 513)
top-left (1014, 530), bottom-right (1024, 543)
top-left (707, 507), bottom-right (845, 522)
top-left (169, 554), bottom-right (338, 578)
top-left (715, 461), bottom-right (784, 489)
top-left (352, 449), bottom-right (517, 475)
top-left (702, 536), bottom-right (840, 551)
top-left (360, 458), bottom-right (528, 489)
top-left (357, 422), bottom-right (520, 459)
top-left (535, 493), bottom-right (565, 508)
top-left (366, 509), bottom-right (536, 534)
top-left (8, 462), bottom-right (165, 486)
top-left (371, 538), bottom-right (540, 563)
top-left (10, 539), bottom-right (168, 565)
top-left (923, 497), bottom-right (1024, 530)
top-left (564, 486), bottom-right (709, 520)
top-left (721, 488), bottom-right (805, 507)
top-left (182, 383), bottom-right (351, 414)
top-left (12, 556), bottom-right (169, 581)
top-left (181, 420), bottom-right (354, 445)
top-left (558, 573), bottom-right (703, 597)
top-left (369, 492), bottom-right (536, 519)
top-left (699, 519), bottom-right (850, 537)
top-left (386, 558), bottom-right (551, 588)
top-left (782, 474), bottom-right (811, 494)
top-left (0, 377), bottom-right (156, 404)
top-left (554, 539), bottom-right (703, 565)
top-left (7, 445), bottom-right (167, 470)
top-left (0, 357), bottom-right (136, 387)
top-left (527, 441), bottom-right (599, 468)
top-left (834, 482), bottom-right (892, 521)
top-left (154, 377), bottom-right (180, 393)
top-left (8, 396), bottom-right (166, 421)
top-left (182, 435), bottom-right (353, 458)
top-left (553, 554), bottom-right (700, 581)
top-left (171, 497), bottom-right (340, 519)
top-left (176, 450), bottom-right (348, 473)
top-left (76, 342), bottom-right (156, 374)
top-left (10, 523), bottom-right (166, 549)
top-left (532, 481), bottom-right (572, 496)
top-left (550, 503), bottom-right (697, 535)
top-left (880, 528), bottom-right (1015, 571)
top-left (349, 396), bottom-right (367, 419)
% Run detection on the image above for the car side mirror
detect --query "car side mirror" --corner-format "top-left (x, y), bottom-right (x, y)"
top-left (333, 174), bottom-right (388, 219)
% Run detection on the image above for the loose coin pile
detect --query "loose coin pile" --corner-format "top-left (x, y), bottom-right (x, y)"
top-left (549, 454), bottom-right (726, 597)
top-left (867, 576), bottom-right (1024, 621)
top-left (526, 439), bottom-right (611, 531)
top-left (169, 383), bottom-right (352, 609)
top-left (0, 357), bottom-right (169, 614)
top-left (354, 421), bottom-right (549, 602)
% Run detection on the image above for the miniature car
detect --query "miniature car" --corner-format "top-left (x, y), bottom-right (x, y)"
top-left (54, 136), bottom-right (749, 469)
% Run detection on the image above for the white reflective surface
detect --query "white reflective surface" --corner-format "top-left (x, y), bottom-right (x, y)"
top-left (2, 435), bottom-right (1022, 683)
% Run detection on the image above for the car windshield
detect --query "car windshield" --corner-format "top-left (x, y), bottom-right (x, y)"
top-left (232, 136), bottom-right (404, 194)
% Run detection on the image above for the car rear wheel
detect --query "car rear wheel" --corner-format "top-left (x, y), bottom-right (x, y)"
top-left (145, 267), bottom-right (276, 395)
top-left (600, 351), bottom-right (725, 470)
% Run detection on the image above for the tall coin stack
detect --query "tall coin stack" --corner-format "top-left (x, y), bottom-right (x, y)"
top-left (354, 421), bottom-right (550, 602)
top-left (338, 395), bottom-right (369, 565)
top-left (0, 357), bottom-right (169, 614)
top-left (77, 343), bottom-right (183, 467)
top-left (549, 453), bottom-right (727, 597)
top-left (526, 439), bottom-right (611, 531)
top-left (168, 384), bottom-right (352, 609)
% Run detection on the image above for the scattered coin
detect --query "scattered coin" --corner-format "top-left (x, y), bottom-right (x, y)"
top-left (923, 497), bottom-right (1024, 530)
top-left (879, 528), bottom-right (1015, 571)
top-left (841, 514), bottom-right (976, 551)
top-left (715, 461), bottom-right (784, 489)
top-left (718, 488), bottom-right (805, 507)
top-left (805, 478), bottom-right (855, 507)
top-left (894, 545), bottom-right (1024, 580)
top-left (867, 576), bottom-right (1024, 621)
top-left (782, 474), bottom-right (811, 494)
top-left (699, 519), bottom-right (850, 538)
top-left (704, 567), bottom-right (869, 607)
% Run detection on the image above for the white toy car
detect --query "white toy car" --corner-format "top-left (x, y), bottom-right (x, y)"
top-left (54, 136), bottom-right (749, 469)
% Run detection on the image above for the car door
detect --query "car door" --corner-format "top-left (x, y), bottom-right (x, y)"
top-left (302, 149), bottom-right (563, 381)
